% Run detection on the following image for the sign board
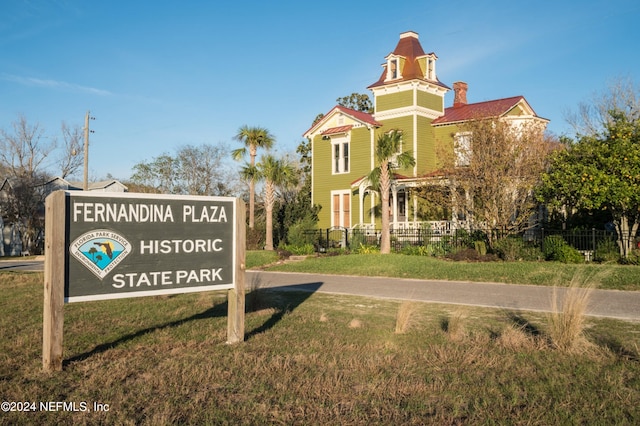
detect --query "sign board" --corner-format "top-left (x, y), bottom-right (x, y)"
top-left (43, 191), bottom-right (246, 371)
top-left (63, 191), bottom-right (237, 302)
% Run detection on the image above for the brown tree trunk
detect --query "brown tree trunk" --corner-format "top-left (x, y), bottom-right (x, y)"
top-left (380, 163), bottom-right (391, 254)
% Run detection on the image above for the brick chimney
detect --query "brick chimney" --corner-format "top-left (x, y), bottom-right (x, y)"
top-left (453, 81), bottom-right (468, 108)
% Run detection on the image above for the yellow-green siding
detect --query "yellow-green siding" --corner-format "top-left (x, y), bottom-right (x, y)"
top-left (416, 115), bottom-right (437, 173)
top-left (312, 127), bottom-right (372, 228)
top-left (376, 91), bottom-right (413, 112)
top-left (417, 91), bottom-right (443, 112)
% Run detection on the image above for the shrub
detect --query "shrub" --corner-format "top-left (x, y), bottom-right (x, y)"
top-left (407, 242), bottom-right (451, 257)
top-left (279, 243), bottom-right (315, 256)
top-left (400, 244), bottom-right (437, 256)
top-left (286, 217), bottom-right (318, 247)
top-left (474, 240), bottom-right (487, 256)
top-left (354, 243), bottom-right (379, 254)
top-left (447, 248), bottom-right (482, 261)
top-left (246, 227), bottom-right (265, 250)
top-left (350, 230), bottom-right (378, 248)
top-left (543, 235), bottom-right (583, 263)
top-left (455, 229), bottom-right (488, 249)
top-left (493, 237), bottom-right (543, 261)
top-left (593, 237), bottom-right (619, 263)
top-left (326, 247), bottom-right (349, 256)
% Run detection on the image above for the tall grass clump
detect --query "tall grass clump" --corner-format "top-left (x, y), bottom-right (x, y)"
top-left (547, 270), bottom-right (600, 352)
top-left (395, 300), bottom-right (418, 334)
top-left (441, 310), bottom-right (467, 341)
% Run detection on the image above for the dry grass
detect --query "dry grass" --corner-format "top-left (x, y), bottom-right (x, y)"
top-left (2, 272), bottom-right (640, 424)
top-left (395, 300), bottom-right (418, 334)
top-left (497, 323), bottom-right (545, 351)
top-left (442, 309), bottom-right (467, 341)
top-left (547, 270), bottom-right (601, 353)
top-left (348, 318), bottom-right (364, 328)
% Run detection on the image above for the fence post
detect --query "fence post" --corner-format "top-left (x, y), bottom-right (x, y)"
top-left (344, 228), bottom-right (349, 250)
top-left (326, 228), bottom-right (329, 252)
top-left (592, 228), bottom-right (596, 260)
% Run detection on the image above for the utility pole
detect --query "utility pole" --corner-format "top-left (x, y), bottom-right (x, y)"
top-left (82, 111), bottom-right (95, 191)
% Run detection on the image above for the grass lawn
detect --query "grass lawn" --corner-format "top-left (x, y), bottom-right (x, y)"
top-left (1, 268), bottom-right (639, 424)
top-left (263, 252), bottom-right (640, 291)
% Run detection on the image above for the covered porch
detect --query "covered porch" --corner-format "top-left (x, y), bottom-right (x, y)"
top-left (350, 174), bottom-right (470, 235)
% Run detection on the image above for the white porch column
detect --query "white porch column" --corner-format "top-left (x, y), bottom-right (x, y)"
top-left (370, 191), bottom-right (376, 225)
top-left (358, 186), bottom-right (365, 226)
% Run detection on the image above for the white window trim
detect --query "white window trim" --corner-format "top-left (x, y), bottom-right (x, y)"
top-left (331, 135), bottom-right (350, 174)
top-left (385, 56), bottom-right (402, 81)
top-left (425, 54), bottom-right (436, 80)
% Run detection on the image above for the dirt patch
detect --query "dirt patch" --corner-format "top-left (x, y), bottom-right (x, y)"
top-left (446, 248), bottom-right (499, 262)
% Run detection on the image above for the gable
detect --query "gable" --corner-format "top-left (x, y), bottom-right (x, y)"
top-left (303, 105), bottom-right (381, 139)
top-left (431, 96), bottom-right (546, 126)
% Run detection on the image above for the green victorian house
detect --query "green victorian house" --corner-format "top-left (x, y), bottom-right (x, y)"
top-left (303, 31), bottom-right (548, 233)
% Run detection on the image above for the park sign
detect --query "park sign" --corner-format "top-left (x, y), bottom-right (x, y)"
top-left (63, 191), bottom-right (237, 301)
top-left (43, 191), bottom-right (246, 371)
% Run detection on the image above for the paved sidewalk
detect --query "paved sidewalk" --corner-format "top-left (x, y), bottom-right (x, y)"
top-left (248, 271), bottom-right (640, 322)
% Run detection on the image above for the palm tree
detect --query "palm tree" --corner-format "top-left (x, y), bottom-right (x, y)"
top-left (232, 126), bottom-right (275, 229)
top-left (367, 130), bottom-right (416, 254)
top-left (253, 154), bottom-right (297, 250)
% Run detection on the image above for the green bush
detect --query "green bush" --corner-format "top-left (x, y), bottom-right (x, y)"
top-left (474, 241), bottom-right (487, 256)
top-left (279, 243), bottom-right (315, 256)
top-left (354, 243), bottom-right (380, 254)
top-left (286, 217), bottom-right (318, 247)
top-left (400, 244), bottom-right (437, 256)
top-left (593, 238), bottom-right (620, 263)
top-left (543, 235), bottom-right (584, 263)
top-left (350, 231), bottom-right (379, 251)
top-left (493, 237), bottom-right (543, 261)
top-left (455, 229), bottom-right (488, 249)
top-left (246, 226), bottom-right (265, 250)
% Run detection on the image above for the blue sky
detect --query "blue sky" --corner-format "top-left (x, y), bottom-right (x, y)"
top-left (1, 0), bottom-right (639, 181)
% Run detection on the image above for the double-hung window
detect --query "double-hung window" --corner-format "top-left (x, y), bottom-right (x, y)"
top-left (331, 135), bottom-right (349, 174)
top-left (455, 132), bottom-right (471, 167)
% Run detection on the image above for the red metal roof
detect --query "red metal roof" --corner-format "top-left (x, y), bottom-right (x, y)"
top-left (431, 96), bottom-right (528, 125)
top-left (368, 33), bottom-right (449, 90)
top-left (321, 125), bottom-right (353, 136)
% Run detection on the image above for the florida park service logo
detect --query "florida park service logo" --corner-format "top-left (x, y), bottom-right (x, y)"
top-left (70, 229), bottom-right (131, 280)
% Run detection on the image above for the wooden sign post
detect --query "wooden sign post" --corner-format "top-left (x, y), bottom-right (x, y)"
top-left (43, 191), bottom-right (66, 371)
top-left (43, 191), bottom-right (246, 372)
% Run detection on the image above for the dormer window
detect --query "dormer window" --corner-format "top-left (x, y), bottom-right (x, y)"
top-left (385, 56), bottom-right (402, 81)
top-left (425, 54), bottom-right (437, 80)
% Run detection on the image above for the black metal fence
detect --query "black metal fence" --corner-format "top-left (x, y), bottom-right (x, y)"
top-left (303, 227), bottom-right (623, 261)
